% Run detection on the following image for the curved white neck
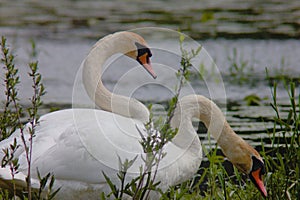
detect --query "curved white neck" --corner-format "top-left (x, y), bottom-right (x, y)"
top-left (82, 33), bottom-right (150, 123)
top-left (171, 95), bottom-right (241, 155)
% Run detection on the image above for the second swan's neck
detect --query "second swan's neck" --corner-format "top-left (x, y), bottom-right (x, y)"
top-left (171, 95), bottom-right (241, 154)
top-left (82, 32), bottom-right (150, 123)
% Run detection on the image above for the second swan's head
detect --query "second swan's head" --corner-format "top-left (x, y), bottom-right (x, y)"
top-left (118, 31), bottom-right (157, 79)
top-left (229, 142), bottom-right (267, 198)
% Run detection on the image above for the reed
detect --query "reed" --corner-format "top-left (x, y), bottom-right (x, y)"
top-left (0, 37), bottom-right (59, 200)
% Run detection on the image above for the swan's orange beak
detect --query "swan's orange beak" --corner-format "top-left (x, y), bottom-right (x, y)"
top-left (137, 53), bottom-right (157, 79)
top-left (250, 168), bottom-right (267, 198)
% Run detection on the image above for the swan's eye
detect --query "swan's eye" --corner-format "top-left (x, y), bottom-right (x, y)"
top-left (134, 42), bottom-right (156, 79)
top-left (135, 42), bottom-right (152, 64)
top-left (251, 156), bottom-right (265, 175)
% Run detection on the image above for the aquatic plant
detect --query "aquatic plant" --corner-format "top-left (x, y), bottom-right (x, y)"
top-left (0, 37), bottom-right (59, 200)
top-left (244, 94), bottom-right (262, 106)
top-left (262, 77), bottom-right (299, 199)
top-left (227, 47), bottom-right (255, 85)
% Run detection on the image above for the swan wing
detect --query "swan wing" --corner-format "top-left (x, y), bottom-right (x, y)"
top-left (0, 109), bottom-right (146, 183)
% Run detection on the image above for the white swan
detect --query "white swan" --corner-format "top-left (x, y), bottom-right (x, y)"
top-left (0, 32), bottom-right (267, 199)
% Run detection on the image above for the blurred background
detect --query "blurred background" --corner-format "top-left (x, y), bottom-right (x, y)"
top-left (1, 0), bottom-right (300, 39)
top-left (0, 0), bottom-right (299, 104)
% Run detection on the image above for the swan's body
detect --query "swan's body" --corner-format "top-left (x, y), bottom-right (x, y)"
top-left (0, 105), bottom-right (200, 199)
top-left (0, 32), bottom-right (267, 199)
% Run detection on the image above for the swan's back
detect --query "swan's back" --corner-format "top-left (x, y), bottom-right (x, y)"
top-left (0, 108), bottom-right (201, 199)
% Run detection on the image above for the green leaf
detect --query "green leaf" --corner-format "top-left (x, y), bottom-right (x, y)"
top-left (102, 171), bottom-right (119, 198)
top-left (179, 33), bottom-right (185, 43)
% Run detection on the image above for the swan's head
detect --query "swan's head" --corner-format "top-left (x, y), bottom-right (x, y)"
top-left (230, 142), bottom-right (267, 198)
top-left (248, 155), bottom-right (267, 198)
top-left (120, 32), bottom-right (157, 79)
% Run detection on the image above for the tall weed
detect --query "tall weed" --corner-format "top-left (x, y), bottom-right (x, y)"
top-left (0, 37), bottom-right (58, 200)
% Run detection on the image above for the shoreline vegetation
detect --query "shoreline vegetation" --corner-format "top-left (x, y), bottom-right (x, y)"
top-left (0, 34), bottom-right (299, 200)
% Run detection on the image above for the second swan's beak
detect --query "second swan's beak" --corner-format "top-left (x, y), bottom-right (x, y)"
top-left (248, 156), bottom-right (267, 198)
top-left (249, 167), bottom-right (267, 198)
top-left (137, 53), bottom-right (157, 79)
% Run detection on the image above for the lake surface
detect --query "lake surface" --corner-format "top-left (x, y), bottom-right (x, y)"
top-left (1, 0), bottom-right (299, 105)
top-left (1, 36), bottom-right (299, 106)
top-left (0, 0), bottom-right (299, 116)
